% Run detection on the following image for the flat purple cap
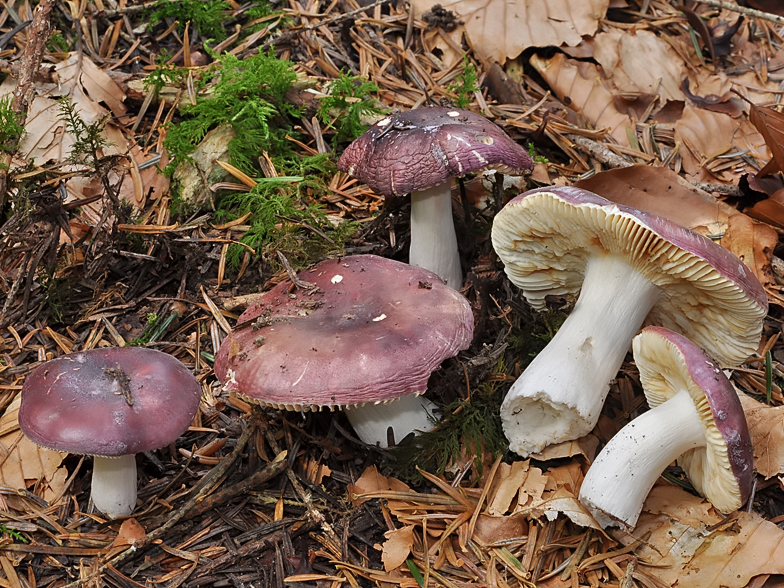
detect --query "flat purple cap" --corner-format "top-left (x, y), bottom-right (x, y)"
top-left (20, 348), bottom-right (202, 457)
top-left (492, 186), bottom-right (768, 366)
top-left (634, 326), bottom-right (754, 511)
top-left (337, 107), bottom-right (534, 197)
top-left (214, 255), bottom-right (474, 410)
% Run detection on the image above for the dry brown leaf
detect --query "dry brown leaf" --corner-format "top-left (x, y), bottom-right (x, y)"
top-left (472, 513), bottom-right (528, 543)
top-left (382, 525), bottom-right (415, 572)
top-left (54, 52), bottom-right (127, 117)
top-left (674, 105), bottom-right (737, 177)
top-left (720, 213), bottom-right (778, 288)
top-left (747, 189), bottom-right (784, 230)
top-left (593, 29), bottom-right (685, 101)
top-left (529, 53), bottom-right (631, 146)
top-left (0, 395), bottom-right (67, 503)
top-left (745, 98), bottom-right (784, 177)
top-left (410, 0), bottom-right (608, 64)
top-left (347, 466), bottom-right (411, 506)
top-left (529, 434), bottom-right (599, 463)
top-left (487, 460), bottom-right (530, 515)
top-left (628, 485), bottom-right (784, 588)
top-left (737, 393), bottom-right (784, 479)
top-left (111, 518), bottom-right (147, 548)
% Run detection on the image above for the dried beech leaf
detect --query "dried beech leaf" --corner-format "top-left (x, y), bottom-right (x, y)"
top-left (737, 393), bottom-right (784, 479)
top-left (629, 486), bottom-right (784, 588)
top-left (593, 29), bottom-right (685, 101)
top-left (472, 513), bottom-right (528, 543)
top-left (674, 105), bottom-right (737, 176)
top-left (745, 99), bottom-right (784, 177)
top-left (719, 213), bottom-right (777, 288)
top-left (0, 395), bottom-right (67, 502)
top-left (410, 0), bottom-right (609, 64)
top-left (528, 434), bottom-right (599, 463)
top-left (747, 188), bottom-right (784, 230)
top-left (111, 518), bottom-right (147, 548)
top-left (347, 466), bottom-right (410, 506)
top-left (382, 525), bottom-right (415, 572)
top-left (529, 53), bottom-right (631, 146)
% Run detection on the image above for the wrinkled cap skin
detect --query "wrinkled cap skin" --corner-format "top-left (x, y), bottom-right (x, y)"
top-left (20, 348), bottom-right (202, 457)
top-left (634, 326), bottom-right (754, 509)
top-left (214, 255), bottom-right (474, 410)
top-left (492, 185), bottom-right (768, 366)
top-left (337, 107), bottom-right (534, 197)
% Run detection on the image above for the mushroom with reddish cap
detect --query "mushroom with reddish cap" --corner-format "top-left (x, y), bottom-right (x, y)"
top-left (337, 107), bottom-right (534, 289)
top-left (19, 348), bottom-right (202, 518)
top-left (214, 255), bottom-right (474, 447)
top-left (578, 326), bottom-right (754, 530)
top-left (491, 186), bottom-right (767, 457)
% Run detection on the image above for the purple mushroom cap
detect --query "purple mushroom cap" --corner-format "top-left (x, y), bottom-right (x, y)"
top-left (337, 107), bottom-right (534, 197)
top-left (20, 348), bottom-right (202, 457)
top-left (636, 326), bottom-right (754, 508)
top-left (214, 255), bottom-right (474, 410)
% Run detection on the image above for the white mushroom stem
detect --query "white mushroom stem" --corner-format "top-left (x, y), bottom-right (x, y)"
top-left (579, 389), bottom-right (705, 529)
top-left (502, 254), bottom-right (662, 457)
top-left (91, 454), bottom-right (138, 518)
top-left (344, 395), bottom-right (437, 448)
top-left (409, 184), bottom-right (463, 290)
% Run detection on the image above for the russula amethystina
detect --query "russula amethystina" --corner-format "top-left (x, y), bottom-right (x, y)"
top-left (338, 107), bottom-right (533, 289)
top-left (491, 186), bottom-right (767, 457)
top-left (214, 255), bottom-right (474, 447)
top-left (19, 347), bottom-right (202, 518)
top-left (579, 326), bottom-right (754, 529)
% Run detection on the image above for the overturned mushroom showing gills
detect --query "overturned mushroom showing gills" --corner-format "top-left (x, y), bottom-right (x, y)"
top-left (491, 186), bottom-right (767, 457)
top-left (579, 326), bottom-right (754, 530)
top-left (337, 107), bottom-right (533, 289)
top-left (214, 255), bottom-right (474, 447)
top-left (19, 348), bottom-right (202, 518)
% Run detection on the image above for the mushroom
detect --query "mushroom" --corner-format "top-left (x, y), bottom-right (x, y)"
top-left (213, 255), bottom-right (474, 447)
top-left (337, 107), bottom-right (533, 289)
top-left (491, 186), bottom-right (767, 457)
top-left (578, 326), bottom-right (754, 530)
top-left (19, 347), bottom-right (202, 518)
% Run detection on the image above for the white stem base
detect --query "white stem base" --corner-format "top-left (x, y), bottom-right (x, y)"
top-left (344, 395), bottom-right (437, 447)
top-left (409, 185), bottom-right (463, 290)
top-left (91, 454), bottom-right (138, 519)
top-left (579, 390), bottom-right (705, 529)
top-left (502, 255), bottom-right (662, 457)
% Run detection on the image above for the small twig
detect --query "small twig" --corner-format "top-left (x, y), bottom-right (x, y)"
top-left (276, 250), bottom-right (318, 291)
top-left (691, 0), bottom-right (784, 26)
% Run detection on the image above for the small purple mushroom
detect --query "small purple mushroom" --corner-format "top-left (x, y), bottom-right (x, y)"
top-left (579, 326), bottom-right (754, 530)
top-left (214, 255), bottom-right (474, 447)
top-left (491, 186), bottom-right (767, 457)
top-left (338, 107), bottom-right (533, 289)
top-left (19, 348), bottom-right (202, 518)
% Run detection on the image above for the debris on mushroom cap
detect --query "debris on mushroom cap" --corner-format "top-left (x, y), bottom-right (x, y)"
top-left (635, 326), bottom-right (754, 511)
top-left (19, 348), bottom-right (202, 457)
top-left (337, 107), bottom-right (534, 197)
top-left (213, 255), bottom-right (474, 410)
top-left (491, 185), bottom-right (768, 366)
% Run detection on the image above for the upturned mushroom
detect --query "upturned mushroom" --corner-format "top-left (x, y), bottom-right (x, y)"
top-left (579, 326), bottom-right (754, 530)
top-left (338, 107), bottom-right (533, 289)
top-left (214, 255), bottom-right (474, 447)
top-left (19, 348), bottom-right (202, 518)
top-left (491, 186), bottom-right (767, 457)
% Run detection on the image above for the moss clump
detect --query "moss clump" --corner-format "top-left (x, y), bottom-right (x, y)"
top-left (387, 362), bottom-right (509, 482)
top-left (317, 72), bottom-right (386, 148)
top-left (149, 0), bottom-right (231, 41)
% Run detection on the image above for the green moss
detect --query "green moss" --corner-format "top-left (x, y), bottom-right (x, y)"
top-left (0, 95), bottom-right (26, 155)
top-left (149, 0), bottom-right (231, 41)
top-left (388, 361), bottom-right (510, 481)
top-left (447, 54), bottom-right (479, 109)
top-left (317, 72), bottom-right (386, 147)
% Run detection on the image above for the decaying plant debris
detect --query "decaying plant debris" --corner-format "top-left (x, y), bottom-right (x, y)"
top-left (2, 0), bottom-right (784, 586)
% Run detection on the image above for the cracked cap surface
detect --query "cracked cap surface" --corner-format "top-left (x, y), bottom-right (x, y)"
top-left (337, 107), bottom-right (534, 197)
